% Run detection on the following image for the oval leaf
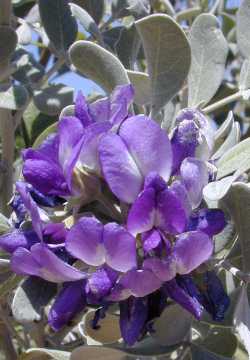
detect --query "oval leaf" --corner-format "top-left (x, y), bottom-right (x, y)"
top-left (127, 70), bottom-right (151, 105)
top-left (239, 59), bottom-right (250, 91)
top-left (19, 348), bottom-right (70, 360)
top-left (0, 85), bottom-right (29, 110)
top-left (71, 346), bottom-right (126, 360)
top-left (135, 14), bottom-right (191, 116)
top-left (188, 14), bottom-right (228, 107)
top-left (38, 0), bottom-right (78, 55)
top-left (70, 40), bottom-right (130, 93)
top-left (237, 0), bottom-right (250, 58)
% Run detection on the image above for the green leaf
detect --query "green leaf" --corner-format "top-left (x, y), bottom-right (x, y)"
top-left (213, 111), bottom-right (234, 153)
top-left (152, 304), bottom-right (192, 346)
top-left (16, 22), bottom-right (32, 45)
top-left (19, 348), bottom-right (70, 360)
top-left (12, 277), bottom-right (57, 323)
top-left (69, 3), bottom-right (103, 44)
top-left (32, 122), bottom-right (57, 148)
top-left (188, 14), bottom-right (228, 107)
top-left (127, 70), bottom-right (151, 105)
top-left (0, 26), bottom-right (17, 64)
top-left (234, 285), bottom-right (250, 357)
top-left (33, 84), bottom-right (74, 116)
top-left (212, 122), bottom-right (240, 160)
top-left (176, 7), bottom-right (202, 22)
top-left (237, 0), bottom-right (250, 58)
top-left (217, 138), bottom-right (250, 179)
top-left (38, 0), bottom-right (78, 55)
top-left (71, 347), bottom-right (125, 360)
top-left (135, 14), bottom-right (191, 116)
top-left (70, 40), bottom-right (130, 93)
top-left (72, 0), bottom-right (104, 24)
top-left (221, 183), bottom-right (250, 272)
top-left (115, 25), bottom-right (141, 69)
top-left (0, 85), bottom-right (29, 110)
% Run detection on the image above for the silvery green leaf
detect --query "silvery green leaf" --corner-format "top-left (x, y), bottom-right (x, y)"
top-left (12, 48), bottom-right (45, 87)
top-left (127, 70), bottom-right (151, 105)
top-left (152, 303), bottom-right (192, 346)
top-left (188, 14), bottom-right (228, 107)
top-left (239, 59), bottom-right (250, 91)
top-left (60, 104), bottom-right (75, 119)
top-left (160, 0), bottom-right (175, 16)
top-left (0, 259), bottom-right (10, 273)
top-left (237, 0), bottom-right (250, 58)
top-left (221, 12), bottom-right (235, 37)
top-left (126, 0), bottom-right (151, 18)
top-left (16, 21), bottom-right (32, 45)
top-left (12, 277), bottom-right (57, 323)
top-left (203, 175), bottom-right (236, 201)
top-left (234, 285), bottom-right (250, 357)
top-left (0, 84), bottom-right (29, 110)
top-left (69, 3), bottom-right (103, 44)
top-left (161, 101), bottom-right (176, 131)
top-left (135, 14), bottom-right (191, 116)
top-left (20, 348), bottom-right (70, 360)
top-left (25, 4), bottom-right (40, 24)
top-left (73, 0), bottom-right (104, 24)
top-left (71, 346), bottom-right (125, 360)
top-left (221, 183), bottom-right (250, 272)
top-left (0, 26), bottom-right (17, 63)
top-left (12, 0), bottom-right (34, 5)
top-left (112, 0), bottom-right (132, 18)
top-left (212, 122), bottom-right (240, 160)
top-left (70, 41), bottom-right (130, 93)
top-left (115, 25), bottom-right (141, 69)
top-left (38, 0), bottom-right (78, 55)
top-left (102, 27), bottom-right (123, 51)
top-left (0, 213), bottom-right (10, 234)
top-left (191, 344), bottom-right (233, 359)
top-left (33, 84), bottom-right (74, 116)
top-left (213, 111), bottom-right (234, 152)
top-left (176, 7), bottom-right (202, 22)
top-left (217, 138), bottom-right (250, 179)
top-left (214, 221), bottom-right (236, 254)
top-left (33, 122), bottom-right (57, 147)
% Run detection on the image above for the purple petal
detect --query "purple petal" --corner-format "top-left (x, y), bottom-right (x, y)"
top-left (0, 229), bottom-right (39, 253)
top-left (49, 280), bottom-right (86, 331)
top-left (65, 217), bottom-right (105, 267)
top-left (11, 247), bottom-right (41, 277)
top-left (89, 97), bottom-right (110, 123)
top-left (144, 172), bottom-right (166, 192)
top-left (88, 267), bottom-right (118, 299)
top-left (16, 182), bottom-right (43, 240)
top-left (156, 187), bottom-right (187, 234)
top-left (103, 223), bottom-right (136, 272)
top-left (107, 284), bottom-right (132, 302)
top-left (43, 223), bottom-right (68, 244)
top-left (110, 84), bottom-right (134, 126)
top-left (180, 158), bottom-right (209, 208)
top-left (23, 136), bottom-right (68, 197)
top-left (75, 91), bottom-right (92, 127)
top-left (188, 209), bottom-right (226, 237)
top-left (120, 269), bottom-right (162, 297)
top-left (143, 257), bottom-right (176, 282)
top-left (119, 296), bottom-right (147, 346)
top-left (163, 279), bottom-right (203, 319)
top-left (127, 188), bottom-right (156, 236)
top-left (119, 116), bottom-right (172, 182)
top-left (99, 133), bottom-right (143, 203)
top-left (142, 229), bottom-right (161, 253)
top-left (78, 121), bottom-right (112, 175)
top-left (174, 231), bottom-right (213, 274)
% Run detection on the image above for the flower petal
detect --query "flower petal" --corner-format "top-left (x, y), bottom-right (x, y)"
top-left (99, 133), bottom-right (143, 203)
top-left (127, 188), bottom-right (156, 236)
top-left (0, 229), bottom-right (39, 253)
top-left (120, 269), bottom-right (162, 297)
top-left (142, 229), bottom-right (161, 253)
top-left (119, 116), bottom-right (172, 182)
top-left (180, 157), bottom-right (209, 208)
top-left (75, 91), bottom-right (92, 127)
top-left (16, 181), bottom-right (43, 240)
top-left (156, 187), bottom-right (187, 234)
top-left (174, 231), bottom-right (213, 274)
top-left (89, 97), bottom-right (110, 123)
top-left (143, 257), bottom-right (176, 282)
top-left (11, 247), bottom-right (41, 277)
top-left (49, 280), bottom-right (86, 331)
top-left (119, 297), bottom-right (147, 346)
top-left (104, 223), bottom-right (136, 272)
top-left (65, 217), bottom-right (105, 267)
top-left (188, 208), bottom-right (226, 237)
top-left (88, 267), bottom-right (118, 299)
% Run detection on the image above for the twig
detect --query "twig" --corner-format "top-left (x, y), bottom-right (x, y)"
top-left (202, 91), bottom-right (242, 114)
top-left (212, 258), bottom-right (250, 283)
top-left (0, 304), bottom-right (26, 348)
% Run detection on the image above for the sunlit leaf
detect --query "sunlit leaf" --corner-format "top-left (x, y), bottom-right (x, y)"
top-left (0, 85), bottom-right (29, 110)
top-left (234, 285), bottom-right (250, 357)
top-left (19, 348), bottom-right (70, 360)
top-left (71, 346), bottom-right (125, 360)
top-left (127, 70), bottom-right (151, 105)
top-left (237, 0), bottom-right (250, 58)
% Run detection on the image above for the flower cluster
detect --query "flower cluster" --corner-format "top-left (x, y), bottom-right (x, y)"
top-left (0, 85), bottom-right (229, 345)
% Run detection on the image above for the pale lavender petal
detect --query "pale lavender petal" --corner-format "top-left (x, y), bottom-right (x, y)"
top-left (75, 91), bottom-right (92, 127)
top-left (169, 180), bottom-right (192, 218)
top-left (99, 133), bottom-right (143, 203)
top-left (142, 229), bottom-right (161, 253)
top-left (156, 187), bottom-right (187, 234)
top-left (65, 217), bottom-right (105, 267)
top-left (88, 267), bottom-right (118, 299)
top-left (120, 296), bottom-right (147, 346)
top-left (104, 223), bottom-right (136, 272)
top-left (0, 230), bottom-right (39, 253)
top-left (143, 257), bottom-right (176, 281)
top-left (120, 269), bottom-right (162, 297)
top-left (78, 121), bottom-right (112, 175)
top-left (58, 116), bottom-right (84, 174)
top-left (119, 116), bottom-right (172, 182)
top-left (89, 97), bottom-right (110, 123)
top-left (26, 244), bottom-right (85, 282)
top-left (174, 231), bottom-right (213, 274)
top-left (16, 181), bottom-right (43, 240)
top-left (180, 157), bottom-right (209, 208)
top-left (127, 188), bottom-right (156, 236)
top-left (110, 84), bottom-right (134, 109)
top-left (49, 280), bottom-right (86, 331)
